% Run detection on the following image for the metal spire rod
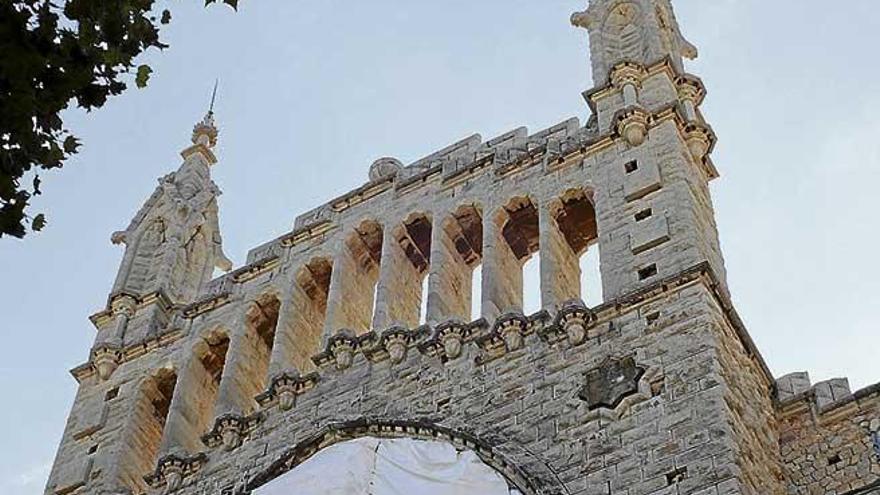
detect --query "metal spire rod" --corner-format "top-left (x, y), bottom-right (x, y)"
top-left (208, 79), bottom-right (219, 114)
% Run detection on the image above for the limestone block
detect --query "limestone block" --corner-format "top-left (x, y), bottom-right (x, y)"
top-left (813, 378), bottom-right (852, 409)
top-left (775, 372), bottom-right (811, 402)
top-left (630, 214), bottom-right (670, 255)
top-left (623, 159), bottom-right (662, 202)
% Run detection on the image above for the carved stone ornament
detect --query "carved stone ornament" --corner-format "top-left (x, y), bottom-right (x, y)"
top-left (616, 107), bottom-right (650, 147)
top-left (557, 300), bottom-right (593, 347)
top-left (202, 413), bottom-right (263, 452)
top-left (145, 453), bottom-right (206, 494)
top-left (579, 356), bottom-right (645, 411)
top-left (380, 328), bottom-right (410, 365)
top-left (494, 313), bottom-right (529, 352)
top-left (683, 122), bottom-right (715, 162)
top-left (257, 371), bottom-right (319, 411)
top-left (91, 345), bottom-right (123, 381)
top-left (609, 62), bottom-right (646, 90)
top-left (331, 338), bottom-right (356, 370)
top-left (424, 321), bottom-right (472, 361)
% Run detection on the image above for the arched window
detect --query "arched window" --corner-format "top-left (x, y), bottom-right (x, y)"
top-left (324, 220), bottom-right (383, 336)
top-left (240, 294), bottom-right (281, 411)
top-left (118, 368), bottom-right (177, 492)
top-left (427, 205), bottom-right (482, 324)
top-left (548, 189), bottom-right (601, 307)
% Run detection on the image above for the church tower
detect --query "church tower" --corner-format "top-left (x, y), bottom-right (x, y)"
top-left (45, 2), bottom-right (880, 495)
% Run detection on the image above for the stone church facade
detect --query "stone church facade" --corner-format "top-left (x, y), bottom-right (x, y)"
top-left (45, 1), bottom-right (880, 494)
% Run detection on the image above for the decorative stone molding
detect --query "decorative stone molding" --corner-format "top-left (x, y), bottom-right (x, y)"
top-left (311, 329), bottom-right (359, 370)
top-left (360, 326), bottom-right (429, 365)
top-left (476, 312), bottom-right (532, 358)
top-left (369, 157), bottom-right (403, 182)
top-left (109, 293), bottom-right (138, 318)
top-left (144, 453), bottom-right (207, 494)
top-left (615, 107), bottom-right (651, 147)
top-left (91, 344), bottom-right (123, 381)
top-left (256, 371), bottom-right (320, 411)
top-left (202, 413), bottom-right (264, 452)
top-left (417, 320), bottom-right (478, 362)
top-left (541, 300), bottom-right (595, 347)
top-left (681, 122), bottom-right (716, 163)
top-left (609, 62), bottom-right (647, 89)
top-left (675, 74), bottom-right (706, 120)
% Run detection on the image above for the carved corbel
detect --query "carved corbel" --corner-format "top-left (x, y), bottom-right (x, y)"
top-left (538, 300), bottom-right (595, 347)
top-left (256, 371), bottom-right (319, 411)
top-left (682, 122), bottom-right (716, 163)
top-left (361, 326), bottom-right (430, 365)
top-left (418, 320), bottom-right (475, 362)
top-left (202, 413), bottom-right (263, 452)
top-left (91, 344), bottom-right (123, 381)
top-left (311, 330), bottom-right (359, 371)
top-left (675, 75), bottom-right (706, 121)
top-left (477, 312), bottom-right (530, 356)
top-left (616, 107), bottom-right (651, 147)
top-left (145, 453), bottom-right (207, 494)
top-left (610, 62), bottom-right (647, 106)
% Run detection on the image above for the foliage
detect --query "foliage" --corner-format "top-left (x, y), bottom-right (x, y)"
top-left (0, 0), bottom-right (238, 238)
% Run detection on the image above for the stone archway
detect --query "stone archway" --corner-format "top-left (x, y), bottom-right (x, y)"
top-left (246, 419), bottom-right (570, 495)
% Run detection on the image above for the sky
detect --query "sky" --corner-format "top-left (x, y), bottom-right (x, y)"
top-left (1, 1), bottom-right (879, 493)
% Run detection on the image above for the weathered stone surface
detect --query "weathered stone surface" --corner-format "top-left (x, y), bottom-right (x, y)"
top-left (44, 2), bottom-right (878, 495)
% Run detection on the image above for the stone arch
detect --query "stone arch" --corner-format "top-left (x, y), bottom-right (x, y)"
top-left (246, 419), bottom-right (570, 495)
top-left (323, 219), bottom-right (384, 337)
top-left (118, 366), bottom-right (177, 493)
top-left (283, 256), bottom-right (333, 372)
top-left (484, 196), bottom-right (540, 317)
top-left (240, 292), bottom-right (282, 413)
top-left (181, 327), bottom-right (231, 449)
top-left (428, 203), bottom-right (484, 323)
top-left (542, 187), bottom-right (602, 309)
top-left (373, 211), bottom-right (433, 329)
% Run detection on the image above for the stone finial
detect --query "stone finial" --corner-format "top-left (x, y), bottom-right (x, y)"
top-left (191, 111), bottom-right (218, 149)
top-left (368, 157), bottom-right (403, 182)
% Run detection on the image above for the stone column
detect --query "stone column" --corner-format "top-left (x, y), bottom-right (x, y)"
top-left (159, 347), bottom-right (211, 456)
top-left (266, 275), bottom-right (298, 377)
top-left (481, 208), bottom-right (523, 321)
top-left (372, 225), bottom-right (424, 330)
top-left (322, 236), bottom-right (378, 337)
top-left (538, 202), bottom-right (581, 312)
top-left (211, 308), bottom-right (255, 418)
top-left (425, 213), bottom-right (472, 325)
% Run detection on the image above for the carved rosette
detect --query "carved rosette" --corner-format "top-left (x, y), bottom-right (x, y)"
top-left (91, 344), bottom-right (123, 381)
top-left (682, 122), bottom-right (716, 162)
top-left (616, 107), bottom-right (651, 147)
top-left (312, 330), bottom-right (359, 371)
top-left (202, 413), bottom-right (263, 452)
top-left (145, 453), bottom-right (206, 494)
top-left (256, 371), bottom-right (319, 411)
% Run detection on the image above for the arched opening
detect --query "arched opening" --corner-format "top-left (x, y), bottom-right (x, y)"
top-left (118, 368), bottom-right (177, 492)
top-left (485, 197), bottom-right (539, 317)
top-left (252, 437), bottom-right (522, 495)
top-left (325, 220), bottom-right (384, 336)
top-left (426, 205), bottom-right (482, 324)
top-left (286, 258), bottom-right (333, 372)
top-left (241, 293), bottom-right (281, 412)
top-left (179, 330), bottom-right (230, 452)
top-left (545, 189), bottom-right (601, 308)
top-left (373, 213), bottom-right (432, 329)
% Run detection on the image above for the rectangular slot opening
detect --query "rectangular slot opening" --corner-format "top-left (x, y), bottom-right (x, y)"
top-left (638, 264), bottom-right (657, 281)
top-left (645, 311), bottom-right (660, 325)
top-left (666, 467), bottom-right (688, 485)
top-left (634, 208), bottom-right (653, 222)
top-left (624, 160), bottom-right (639, 174)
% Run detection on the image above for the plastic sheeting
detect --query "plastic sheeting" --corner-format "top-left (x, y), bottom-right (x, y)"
top-left (254, 437), bottom-right (520, 495)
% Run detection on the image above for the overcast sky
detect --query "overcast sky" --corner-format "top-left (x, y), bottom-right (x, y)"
top-left (1, 1), bottom-right (878, 493)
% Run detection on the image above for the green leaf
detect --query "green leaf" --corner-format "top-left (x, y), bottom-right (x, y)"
top-left (31, 214), bottom-right (47, 232)
top-left (161, 10), bottom-right (172, 24)
top-left (62, 135), bottom-right (80, 154)
top-left (33, 176), bottom-right (42, 196)
top-left (135, 64), bottom-right (153, 89)
top-left (225, 0), bottom-right (239, 10)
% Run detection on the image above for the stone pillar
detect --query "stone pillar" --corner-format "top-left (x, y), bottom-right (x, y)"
top-left (481, 208), bottom-right (523, 321)
top-left (266, 277), bottom-right (298, 377)
top-left (372, 225), bottom-right (423, 330)
top-left (538, 202), bottom-right (581, 311)
top-left (322, 234), bottom-right (379, 338)
top-left (425, 214), bottom-right (471, 325)
top-left (211, 309), bottom-right (255, 418)
top-left (159, 348), bottom-right (212, 456)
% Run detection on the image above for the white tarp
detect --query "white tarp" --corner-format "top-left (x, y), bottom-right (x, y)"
top-left (254, 437), bottom-right (519, 495)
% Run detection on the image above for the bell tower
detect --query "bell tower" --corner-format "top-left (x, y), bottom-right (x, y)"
top-left (91, 111), bottom-right (233, 381)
